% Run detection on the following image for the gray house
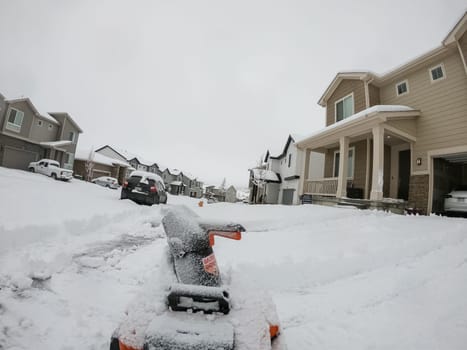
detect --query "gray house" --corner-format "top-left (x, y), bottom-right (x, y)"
top-left (182, 172), bottom-right (204, 198)
top-left (0, 94), bottom-right (82, 170)
top-left (225, 185), bottom-right (237, 203)
top-left (162, 168), bottom-right (184, 195)
top-left (95, 145), bottom-right (162, 178)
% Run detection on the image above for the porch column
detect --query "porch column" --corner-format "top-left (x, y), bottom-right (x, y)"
top-left (336, 136), bottom-right (349, 198)
top-left (370, 125), bottom-right (384, 200)
top-left (298, 148), bottom-right (311, 195)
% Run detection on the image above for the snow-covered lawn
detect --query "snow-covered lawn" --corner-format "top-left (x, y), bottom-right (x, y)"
top-left (1, 167), bottom-right (466, 349)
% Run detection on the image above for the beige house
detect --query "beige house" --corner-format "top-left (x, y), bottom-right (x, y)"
top-left (298, 12), bottom-right (467, 214)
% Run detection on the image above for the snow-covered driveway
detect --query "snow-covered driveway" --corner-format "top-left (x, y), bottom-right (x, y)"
top-left (1, 167), bottom-right (466, 349)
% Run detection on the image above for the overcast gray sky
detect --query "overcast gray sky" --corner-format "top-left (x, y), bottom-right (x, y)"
top-left (0, 1), bottom-right (465, 188)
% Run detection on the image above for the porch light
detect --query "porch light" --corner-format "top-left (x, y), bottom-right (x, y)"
top-left (416, 158), bottom-right (422, 166)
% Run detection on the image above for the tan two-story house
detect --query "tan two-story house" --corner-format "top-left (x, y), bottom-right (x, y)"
top-left (0, 95), bottom-right (83, 171)
top-left (298, 12), bottom-right (467, 214)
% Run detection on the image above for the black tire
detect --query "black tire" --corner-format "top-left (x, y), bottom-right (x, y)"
top-left (52, 173), bottom-right (57, 180)
top-left (29, 168), bottom-right (35, 173)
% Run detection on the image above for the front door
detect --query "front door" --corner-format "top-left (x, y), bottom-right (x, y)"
top-left (398, 149), bottom-right (410, 200)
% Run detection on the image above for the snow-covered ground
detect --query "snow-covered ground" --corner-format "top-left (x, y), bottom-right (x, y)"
top-left (1, 167), bottom-right (466, 349)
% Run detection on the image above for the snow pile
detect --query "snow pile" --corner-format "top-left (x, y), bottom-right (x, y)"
top-left (1, 167), bottom-right (467, 349)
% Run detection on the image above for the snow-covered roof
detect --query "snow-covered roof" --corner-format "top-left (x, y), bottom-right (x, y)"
top-left (298, 105), bottom-right (417, 145)
top-left (38, 113), bottom-right (60, 125)
top-left (113, 148), bottom-right (157, 166)
top-left (251, 168), bottom-right (281, 183)
top-left (75, 149), bottom-right (130, 167)
top-left (168, 168), bottom-right (181, 176)
top-left (182, 171), bottom-right (195, 180)
top-left (129, 170), bottom-right (164, 184)
top-left (40, 140), bottom-right (72, 148)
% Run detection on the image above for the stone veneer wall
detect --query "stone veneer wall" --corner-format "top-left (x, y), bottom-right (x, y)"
top-left (408, 174), bottom-right (429, 215)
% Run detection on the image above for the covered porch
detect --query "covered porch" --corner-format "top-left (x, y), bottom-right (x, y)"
top-left (298, 105), bottom-right (420, 210)
top-left (40, 140), bottom-right (73, 169)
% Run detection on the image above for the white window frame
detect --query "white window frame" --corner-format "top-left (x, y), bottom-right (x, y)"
top-left (5, 107), bottom-right (25, 133)
top-left (37, 119), bottom-right (43, 127)
top-left (332, 146), bottom-right (355, 179)
top-left (429, 63), bottom-right (446, 83)
top-left (334, 93), bottom-right (354, 123)
top-left (69, 131), bottom-right (76, 143)
top-left (395, 79), bottom-right (409, 96)
top-left (48, 124), bottom-right (53, 130)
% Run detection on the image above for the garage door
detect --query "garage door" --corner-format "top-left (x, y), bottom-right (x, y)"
top-left (432, 154), bottom-right (467, 213)
top-left (282, 189), bottom-right (295, 205)
top-left (2, 147), bottom-right (38, 170)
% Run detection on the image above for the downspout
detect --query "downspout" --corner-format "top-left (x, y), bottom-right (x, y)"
top-left (455, 40), bottom-right (467, 75)
top-left (364, 80), bottom-right (370, 109)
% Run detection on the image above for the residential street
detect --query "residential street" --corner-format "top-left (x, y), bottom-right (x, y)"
top-left (1, 167), bottom-right (466, 349)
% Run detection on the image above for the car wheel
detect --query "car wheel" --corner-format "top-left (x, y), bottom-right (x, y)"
top-left (52, 173), bottom-right (57, 180)
top-left (29, 167), bottom-right (35, 173)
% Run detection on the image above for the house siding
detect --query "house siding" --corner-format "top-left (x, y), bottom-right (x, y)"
top-left (29, 116), bottom-right (59, 143)
top-left (368, 84), bottom-right (380, 106)
top-left (326, 79), bottom-right (366, 126)
top-left (379, 48), bottom-right (467, 173)
top-left (2, 101), bottom-right (34, 139)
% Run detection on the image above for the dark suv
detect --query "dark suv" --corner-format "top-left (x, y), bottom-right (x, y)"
top-left (121, 171), bottom-right (167, 205)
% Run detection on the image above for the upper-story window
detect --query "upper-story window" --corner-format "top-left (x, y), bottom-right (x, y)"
top-left (429, 63), bottom-right (446, 82)
top-left (396, 80), bottom-right (409, 96)
top-left (335, 93), bottom-right (354, 122)
top-left (288, 154), bottom-right (291, 168)
top-left (48, 124), bottom-right (53, 130)
top-left (6, 108), bottom-right (24, 133)
top-left (68, 131), bottom-right (76, 143)
top-left (37, 120), bottom-right (43, 127)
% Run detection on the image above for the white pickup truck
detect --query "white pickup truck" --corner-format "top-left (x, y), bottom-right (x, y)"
top-left (28, 159), bottom-right (73, 181)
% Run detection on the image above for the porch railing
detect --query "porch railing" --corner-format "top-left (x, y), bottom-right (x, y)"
top-left (304, 178), bottom-right (339, 196)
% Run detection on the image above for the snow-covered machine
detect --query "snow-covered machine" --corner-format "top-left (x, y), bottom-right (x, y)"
top-left (110, 206), bottom-right (286, 350)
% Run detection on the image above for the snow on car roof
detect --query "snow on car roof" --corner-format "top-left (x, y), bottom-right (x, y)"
top-left (129, 170), bottom-right (164, 184)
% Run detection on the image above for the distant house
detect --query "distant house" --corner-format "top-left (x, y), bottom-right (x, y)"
top-left (95, 145), bottom-right (161, 177)
top-left (0, 94), bottom-right (82, 171)
top-left (162, 168), bottom-right (184, 195)
top-left (225, 185), bottom-right (237, 203)
top-left (182, 172), bottom-right (203, 198)
top-left (73, 149), bottom-right (131, 184)
top-left (205, 185), bottom-right (226, 202)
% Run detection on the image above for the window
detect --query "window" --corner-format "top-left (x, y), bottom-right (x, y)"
top-left (396, 80), bottom-right (409, 96)
top-left (335, 94), bottom-right (354, 122)
top-left (333, 147), bottom-right (355, 178)
top-left (64, 153), bottom-right (74, 169)
top-left (48, 124), bottom-right (53, 130)
top-left (288, 154), bottom-right (291, 168)
top-left (68, 131), bottom-right (76, 143)
top-left (429, 64), bottom-right (445, 82)
top-left (6, 108), bottom-right (24, 132)
top-left (37, 120), bottom-right (43, 127)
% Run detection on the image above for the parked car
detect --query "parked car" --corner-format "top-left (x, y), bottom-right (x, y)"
top-left (444, 186), bottom-right (467, 215)
top-left (28, 159), bottom-right (73, 181)
top-left (92, 176), bottom-right (119, 189)
top-left (121, 171), bottom-right (167, 205)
